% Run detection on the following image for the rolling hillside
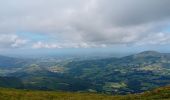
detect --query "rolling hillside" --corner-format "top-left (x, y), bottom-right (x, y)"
top-left (0, 55), bottom-right (30, 68)
top-left (0, 86), bottom-right (170, 100)
top-left (64, 51), bottom-right (170, 94)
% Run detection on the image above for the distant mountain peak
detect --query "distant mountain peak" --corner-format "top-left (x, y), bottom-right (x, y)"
top-left (133, 51), bottom-right (162, 58)
top-left (139, 51), bottom-right (161, 55)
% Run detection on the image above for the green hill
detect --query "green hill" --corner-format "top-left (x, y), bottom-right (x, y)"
top-left (64, 51), bottom-right (170, 94)
top-left (0, 86), bottom-right (170, 100)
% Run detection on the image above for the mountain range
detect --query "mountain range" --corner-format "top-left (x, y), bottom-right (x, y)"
top-left (0, 51), bottom-right (170, 94)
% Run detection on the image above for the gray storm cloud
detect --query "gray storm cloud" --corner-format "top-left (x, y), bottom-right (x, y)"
top-left (0, 0), bottom-right (170, 49)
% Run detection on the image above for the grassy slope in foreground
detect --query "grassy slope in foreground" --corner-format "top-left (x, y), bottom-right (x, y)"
top-left (0, 86), bottom-right (170, 100)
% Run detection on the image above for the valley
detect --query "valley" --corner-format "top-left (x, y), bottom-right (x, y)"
top-left (0, 51), bottom-right (170, 95)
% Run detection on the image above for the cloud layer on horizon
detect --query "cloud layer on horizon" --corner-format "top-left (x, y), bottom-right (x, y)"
top-left (0, 0), bottom-right (170, 49)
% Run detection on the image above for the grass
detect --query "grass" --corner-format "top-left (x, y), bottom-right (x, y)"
top-left (0, 86), bottom-right (170, 100)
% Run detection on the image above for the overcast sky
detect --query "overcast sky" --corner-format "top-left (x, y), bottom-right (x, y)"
top-left (1, 0), bottom-right (170, 55)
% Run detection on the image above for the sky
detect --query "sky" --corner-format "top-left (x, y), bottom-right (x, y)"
top-left (1, 0), bottom-right (170, 56)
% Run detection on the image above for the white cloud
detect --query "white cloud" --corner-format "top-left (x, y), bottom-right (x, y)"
top-left (136, 32), bottom-right (170, 45)
top-left (32, 41), bottom-right (62, 49)
top-left (32, 41), bottom-right (107, 49)
top-left (0, 0), bottom-right (170, 49)
top-left (0, 34), bottom-right (28, 48)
